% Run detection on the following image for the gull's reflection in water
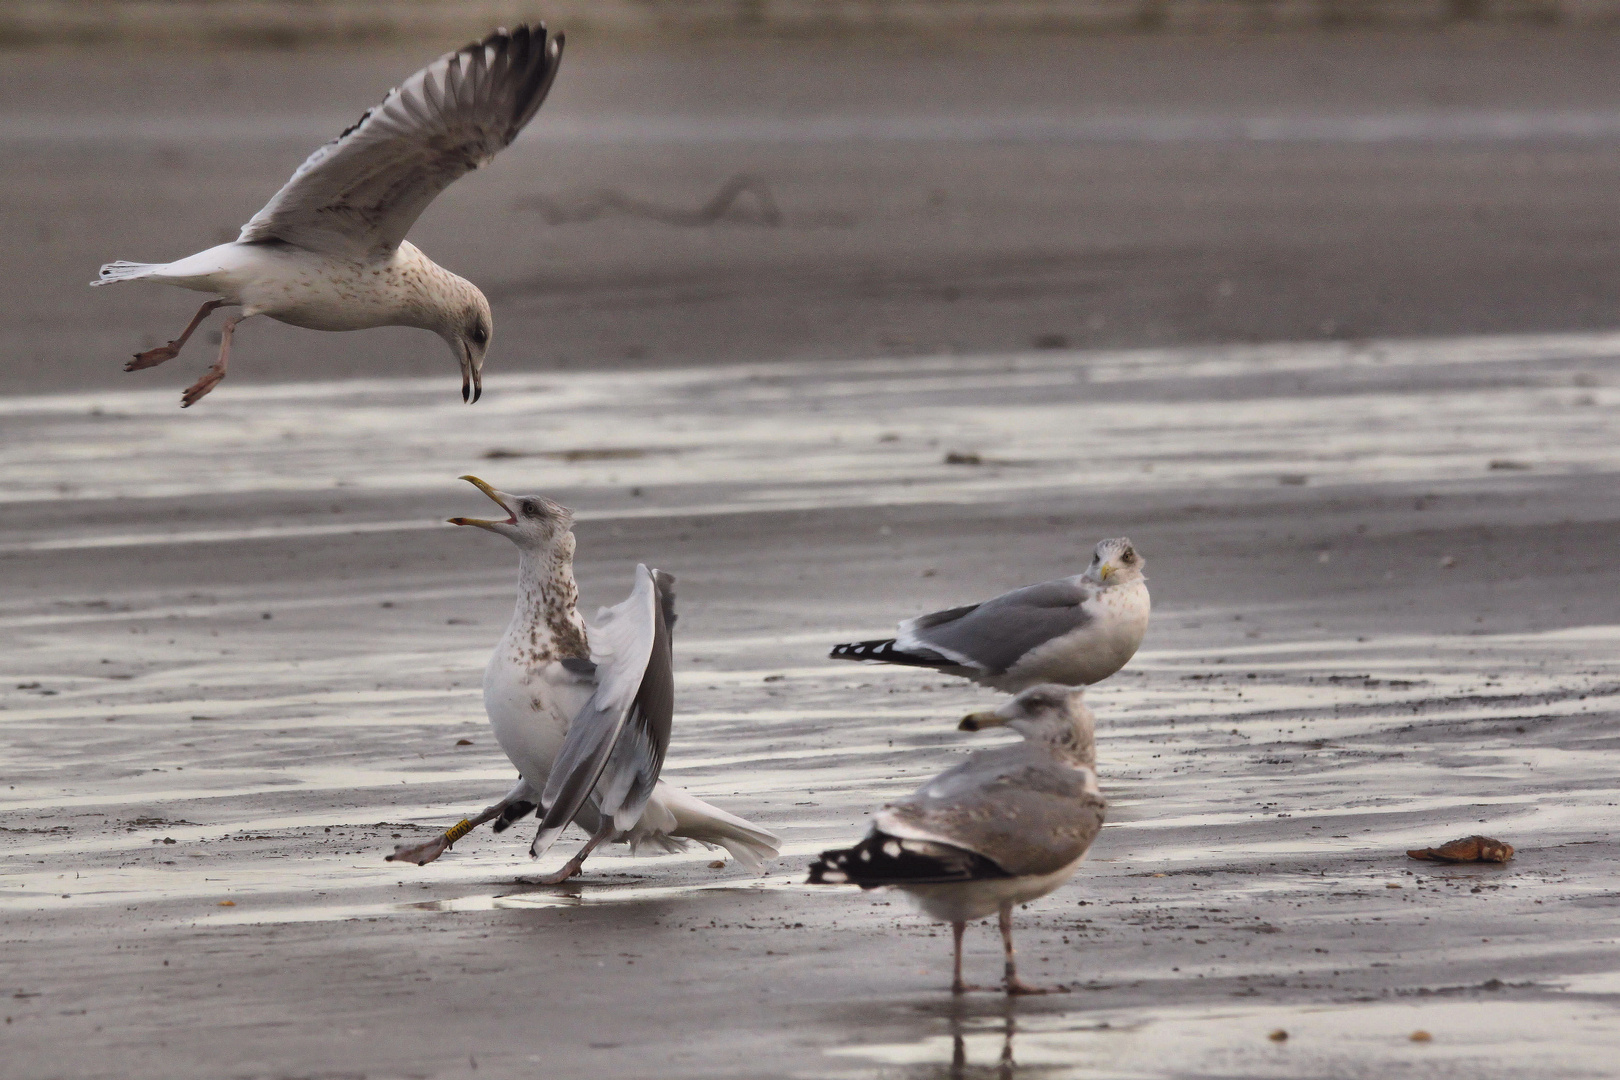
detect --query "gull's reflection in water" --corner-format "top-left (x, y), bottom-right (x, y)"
top-left (895, 1001), bottom-right (1071, 1080)
top-left (946, 1006), bottom-right (1016, 1080)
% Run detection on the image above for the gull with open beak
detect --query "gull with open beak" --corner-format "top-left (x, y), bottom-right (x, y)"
top-left (809, 684), bottom-right (1106, 995)
top-left (388, 476), bottom-right (780, 882)
top-left (830, 538), bottom-right (1150, 692)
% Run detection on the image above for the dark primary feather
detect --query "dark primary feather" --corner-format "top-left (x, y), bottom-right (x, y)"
top-left (884, 747), bottom-right (1106, 877)
top-left (238, 25), bottom-right (564, 261)
top-left (489, 799), bottom-right (538, 833)
top-left (906, 577), bottom-right (1096, 675)
top-left (808, 830), bottom-right (1011, 887)
top-left (828, 638), bottom-right (952, 668)
top-left (533, 567), bottom-right (674, 851)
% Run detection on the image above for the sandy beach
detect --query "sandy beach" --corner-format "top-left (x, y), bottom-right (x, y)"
top-left (2, 28), bottom-right (1619, 1080)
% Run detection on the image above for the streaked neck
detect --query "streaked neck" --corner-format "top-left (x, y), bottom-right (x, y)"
top-left (503, 547), bottom-right (590, 664)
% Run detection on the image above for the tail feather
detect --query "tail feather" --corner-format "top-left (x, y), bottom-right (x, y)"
top-left (640, 783), bottom-right (780, 872)
top-left (92, 261), bottom-right (163, 286)
top-left (829, 638), bottom-right (952, 669)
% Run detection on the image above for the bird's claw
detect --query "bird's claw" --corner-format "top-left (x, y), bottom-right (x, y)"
top-left (525, 860), bottom-right (584, 886)
top-left (181, 368), bottom-right (225, 408)
top-left (1005, 978), bottom-right (1060, 996)
top-left (126, 343), bottom-right (180, 372)
top-left (387, 835), bottom-right (452, 866)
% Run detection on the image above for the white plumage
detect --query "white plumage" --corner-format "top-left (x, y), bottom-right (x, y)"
top-left (92, 25), bottom-right (562, 406)
top-left (388, 476), bottom-right (779, 882)
top-left (830, 537), bottom-right (1150, 692)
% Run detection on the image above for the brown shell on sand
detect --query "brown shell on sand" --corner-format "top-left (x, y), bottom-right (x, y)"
top-left (1406, 835), bottom-right (1515, 863)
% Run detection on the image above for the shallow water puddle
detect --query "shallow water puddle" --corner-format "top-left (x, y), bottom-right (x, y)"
top-left (824, 999), bottom-right (1620, 1079)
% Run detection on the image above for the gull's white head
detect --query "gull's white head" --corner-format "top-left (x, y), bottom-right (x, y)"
top-left (1083, 537), bottom-right (1144, 586)
top-left (959, 683), bottom-right (1096, 764)
top-left (448, 475), bottom-right (574, 558)
top-left (443, 291), bottom-right (494, 404)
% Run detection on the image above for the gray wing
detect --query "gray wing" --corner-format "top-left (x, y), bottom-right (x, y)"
top-left (896, 577), bottom-right (1095, 675)
top-left (875, 746), bottom-right (1105, 877)
top-left (238, 25), bottom-right (563, 261)
top-left (531, 566), bottom-right (674, 856)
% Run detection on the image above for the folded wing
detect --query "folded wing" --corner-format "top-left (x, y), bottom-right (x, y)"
top-left (239, 25), bottom-right (563, 261)
top-left (897, 578), bottom-right (1095, 676)
top-left (531, 566), bottom-right (675, 857)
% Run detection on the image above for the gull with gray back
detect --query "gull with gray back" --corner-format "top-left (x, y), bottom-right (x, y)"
top-left (830, 538), bottom-right (1150, 692)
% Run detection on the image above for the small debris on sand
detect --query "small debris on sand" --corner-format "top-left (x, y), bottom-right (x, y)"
top-left (944, 451), bottom-right (982, 465)
top-left (1268, 1029), bottom-right (1288, 1042)
top-left (1410, 1030), bottom-right (1433, 1042)
top-left (1407, 835), bottom-right (1514, 863)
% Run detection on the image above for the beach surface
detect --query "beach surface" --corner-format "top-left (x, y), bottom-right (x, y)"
top-left (2, 28), bottom-right (1619, 1080)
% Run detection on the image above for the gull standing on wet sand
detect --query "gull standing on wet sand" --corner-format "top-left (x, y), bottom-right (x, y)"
top-left (809, 685), bottom-right (1106, 995)
top-left (91, 25), bottom-right (562, 406)
top-left (388, 476), bottom-right (779, 882)
top-left (830, 538), bottom-right (1150, 692)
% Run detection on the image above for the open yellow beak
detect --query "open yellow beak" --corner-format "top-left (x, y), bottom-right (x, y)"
top-left (447, 475), bottom-right (515, 529)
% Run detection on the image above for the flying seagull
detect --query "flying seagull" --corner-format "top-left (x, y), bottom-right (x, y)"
top-left (829, 538), bottom-right (1149, 692)
top-left (91, 25), bottom-right (563, 407)
top-left (388, 476), bottom-right (779, 882)
top-left (809, 684), bottom-right (1106, 995)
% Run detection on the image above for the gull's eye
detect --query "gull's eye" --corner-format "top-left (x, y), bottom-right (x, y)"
top-left (1122, 550), bottom-right (1135, 564)
top-left (469, 323), bottom-right (488, 346)
top-left (521, 499), bottom-right (543, 519)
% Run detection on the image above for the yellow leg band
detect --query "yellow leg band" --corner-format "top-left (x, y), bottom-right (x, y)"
top-left (443, 818), bottom-right (475, 845)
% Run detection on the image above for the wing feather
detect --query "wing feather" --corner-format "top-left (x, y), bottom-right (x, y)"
top-left (531, 566), bottom-right (675, 857)
top-left (900, 577), bottom-right (1095, 675)
top-left (237, 25), bottom-right (563, 261)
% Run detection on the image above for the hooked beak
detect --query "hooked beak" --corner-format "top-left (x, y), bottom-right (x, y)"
top-left (448, 475), bottom-right (515, 530)
top-left (959, 710), bottom-right (1006, 732)
top-left (1097, 563), bottom-right (1116, 583)
top-left (460, 343), bottom-right (482, 404)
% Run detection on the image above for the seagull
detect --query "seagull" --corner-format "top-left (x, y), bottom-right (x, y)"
top-left (388, 476), bottom-right (779, 883)
top-left (829, 538), bottom-right (1149, 692)
top-left (808, 684), bottom-right (1106, 995)
top-left (91, 25), bottom-right (563, 407)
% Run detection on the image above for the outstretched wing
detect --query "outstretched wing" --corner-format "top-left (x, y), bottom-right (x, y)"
top-left (238, 25), bottom-right (563, 261)
top-left (532, 566), bottom-right (675, 856)
top-left (897, 577), bottom-right (1095, 676)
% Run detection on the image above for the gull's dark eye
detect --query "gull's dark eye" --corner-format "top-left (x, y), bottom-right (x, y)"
top-left (521, 499), bottom-right (543, 519)
top-left (1122, 550), bottom-right (1136, 564)
top-left (469, 323), bottom-right (488, 346)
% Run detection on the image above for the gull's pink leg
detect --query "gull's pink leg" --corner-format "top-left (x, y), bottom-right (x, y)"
top-left (1000, 902), bottom-right (1060, 996)
top-left (126, 299), bottom-right (226, 372)
top-left (951, 921), bottom-right (991, 994)
top-left (527, 822), bottom-right (614, 886)
top-left (181, 312), bottom-right (248, 408)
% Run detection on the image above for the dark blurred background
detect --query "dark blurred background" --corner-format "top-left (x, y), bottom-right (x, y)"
top-left (4, 1), bottom-right (1620, 394)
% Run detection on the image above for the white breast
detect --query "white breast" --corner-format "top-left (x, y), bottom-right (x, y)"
top-left (482, 653), bottom-right (590, 790)
top-left (1000, 579), bottom-right (1151, 688)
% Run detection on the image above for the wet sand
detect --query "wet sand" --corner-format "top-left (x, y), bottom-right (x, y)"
top-left (3, 332), bottom-right (1618, 1077)
top-left (11, 30), bottom-right (1620, 396)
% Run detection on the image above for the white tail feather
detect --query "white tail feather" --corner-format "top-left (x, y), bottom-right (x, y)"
top-left (628, 783), bottom-right (780, 872)
top-left (92, 261), bottom-right (163, 286)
